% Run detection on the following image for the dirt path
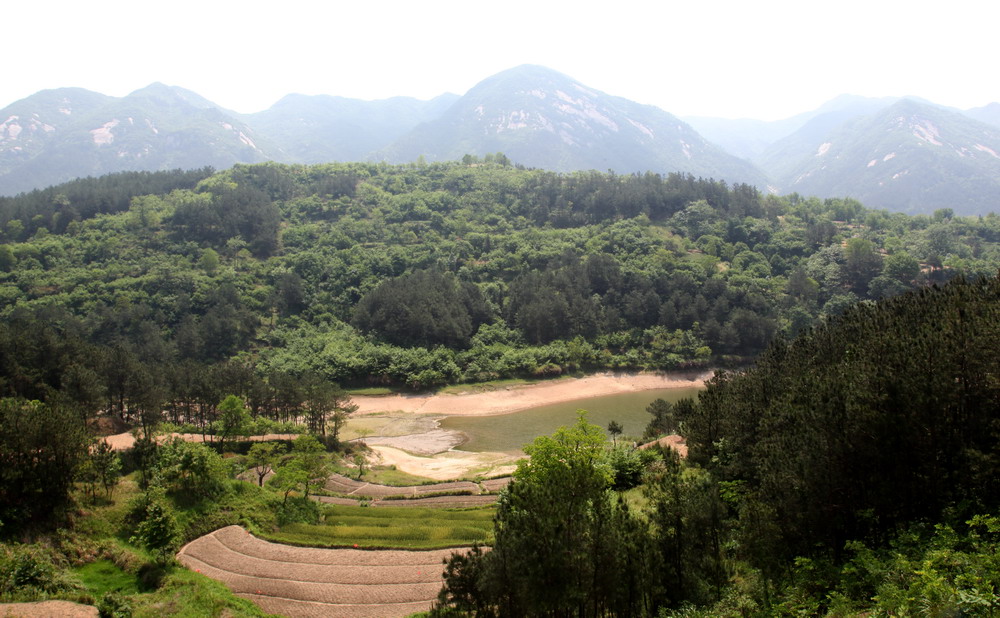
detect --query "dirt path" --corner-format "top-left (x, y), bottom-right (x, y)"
top-left (102, 432), bottom-right (299, 452)
top-left (177, 525), bottom-right (469, 618)
top-left (352, 370), bottom-right (710, 417)
top-left (316, 494), bottom-right (501, 508)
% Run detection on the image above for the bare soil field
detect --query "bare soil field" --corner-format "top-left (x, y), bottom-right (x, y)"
top-left (315, 493), bottom-right (500, 508)
top-left (0, 601), bottom-right (98, 617)
top-left (177, 525), bottom-right (468, 618)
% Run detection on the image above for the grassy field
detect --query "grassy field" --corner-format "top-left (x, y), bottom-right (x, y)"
top-left (326, 458), bottom-right (443, 487)
top-left (265, 503), bottom-right (495, 549)
top-left (74, 560), bottom-right (143, 598)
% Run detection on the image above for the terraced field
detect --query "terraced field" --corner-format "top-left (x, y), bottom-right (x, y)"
top-left (322, 472), bottom-right (510, 506)
top-left (271, 503), bottom-right (494, 549)
top-left (324, 473), bottom-right (482, 497)
top-left (178, 525), bottom-right (469, 618)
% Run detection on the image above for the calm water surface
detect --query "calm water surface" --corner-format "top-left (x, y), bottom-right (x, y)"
top-left (439, 387), bottom-right (703, 453)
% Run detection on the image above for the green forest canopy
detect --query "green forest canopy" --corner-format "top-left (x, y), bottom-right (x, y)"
top-left (0, 158), bottom-right (998, 415)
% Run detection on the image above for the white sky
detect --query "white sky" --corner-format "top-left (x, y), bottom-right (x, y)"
top-left (5, 0), bottom-right (995, 121)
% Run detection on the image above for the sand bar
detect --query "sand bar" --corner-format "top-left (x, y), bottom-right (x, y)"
top-left (352, 370), bottom-right (710, 418)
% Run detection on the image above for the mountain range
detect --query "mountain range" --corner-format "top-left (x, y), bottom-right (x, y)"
top-left (2, 65), bottom-right (999, 215)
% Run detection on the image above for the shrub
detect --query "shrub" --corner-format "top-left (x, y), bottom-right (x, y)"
top-left (0, 544), bottom-right (82, 600)
top-left (276, 496), bottom-right (320, 526)
top-left (98, 590), bottom-right (134, 618)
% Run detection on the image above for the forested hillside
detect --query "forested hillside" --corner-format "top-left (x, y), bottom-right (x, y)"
top-left (433, 273), bottom-right (1000, 617)
top-left (1, 159), bottom-right (999, 419)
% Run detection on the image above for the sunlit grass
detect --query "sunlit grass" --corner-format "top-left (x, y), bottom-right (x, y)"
top-left (345, 386), bottom-right (397, 396)
top-left (266, 504), bottom-right (495, 549)
top-left (75, 560), bottom-right (142, 597)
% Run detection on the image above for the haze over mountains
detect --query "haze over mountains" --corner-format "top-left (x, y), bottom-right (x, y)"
top-left (2, 65), bottom-right (999, 215)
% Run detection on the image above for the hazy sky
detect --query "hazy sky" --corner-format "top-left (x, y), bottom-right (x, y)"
top-left (6, 0), bottom-right (994, 121)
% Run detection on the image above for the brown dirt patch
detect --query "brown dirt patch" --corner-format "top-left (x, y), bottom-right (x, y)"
top-left (103, 432), bottom-right (299, 452)
top-left (177, 525), bottom-right (470, 618)
top-left (315, 494), bottom-right (500, 508)
top-left (0, 601), bottom-right (98, 617)
top-left (480, 477), bottom-right (512, 493)
top-left (639, 434), bottom-right (688, 457)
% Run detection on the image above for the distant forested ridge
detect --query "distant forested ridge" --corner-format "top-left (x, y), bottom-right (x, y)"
top-left (0, 159), bottom-right (999, 415)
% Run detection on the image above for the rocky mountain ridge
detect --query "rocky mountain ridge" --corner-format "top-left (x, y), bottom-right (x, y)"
top-left (2, 66), bottom-right (998, 214)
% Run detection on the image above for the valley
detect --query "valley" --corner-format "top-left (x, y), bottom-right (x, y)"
top-left (1, 160), bottom-right (999, 616)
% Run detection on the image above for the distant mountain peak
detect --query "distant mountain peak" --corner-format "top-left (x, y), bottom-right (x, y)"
top-left (375, 66), bottom-right (767, 186)
top-left (4, 68), bottom-right (999, 213)
top-left (760, 97), bottom-right (1000, 214)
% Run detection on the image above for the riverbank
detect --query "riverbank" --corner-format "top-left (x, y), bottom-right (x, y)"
top-left (351, 370), bottom-right (712, 418)
top-left (353, 371), bottom-right (709, 479)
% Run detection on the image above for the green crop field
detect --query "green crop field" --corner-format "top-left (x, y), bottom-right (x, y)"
top-left (266, 504), bottom-right (495, 549)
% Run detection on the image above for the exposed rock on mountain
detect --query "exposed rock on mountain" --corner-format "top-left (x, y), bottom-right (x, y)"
top-left (376, 65), bottom-right (767, 186)
top-left (759, 99), bottom-right (1000, 214)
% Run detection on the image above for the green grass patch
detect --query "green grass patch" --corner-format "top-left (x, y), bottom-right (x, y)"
top-left (130, 568), bottom-right (272, 617)
top-left (75, 559), bottom-right (142, 597)
top-left (437, 377), bottom-right (541, 395)
top-left (327, 460), bottom-right (439, 487)
top-left (346, 386), bottom-right (397, 396)
top-left (323, 505), bottom-right (493, 522)
top-left (361, 466), bottom-right (441, 486)
top-left (264, 504), bottom-right (494, 549)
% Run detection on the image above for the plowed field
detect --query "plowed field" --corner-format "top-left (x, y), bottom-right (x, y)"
top-left (323, 472), bottom-right (496, 498)
top-left (177, 525), bottom-right (468, 618)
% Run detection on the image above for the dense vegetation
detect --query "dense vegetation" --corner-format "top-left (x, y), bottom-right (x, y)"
top-left (2, 159), bottom-right (1000, 615)
top-left (2, 158), bottom-right (999, 410)
top-left (433, 274), bottom-right (1000, 617)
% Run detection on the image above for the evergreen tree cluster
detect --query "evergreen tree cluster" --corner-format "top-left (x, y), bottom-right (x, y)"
top-left (680, 274), bottom-right (1000, 567)
top-left (0, 168), bottom-right (212, 238)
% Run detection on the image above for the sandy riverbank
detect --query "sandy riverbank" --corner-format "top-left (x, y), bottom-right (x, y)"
top-left (348, 370), bottom-right (708, 480)
top-left (352, 370), bottom-right (711, 418)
